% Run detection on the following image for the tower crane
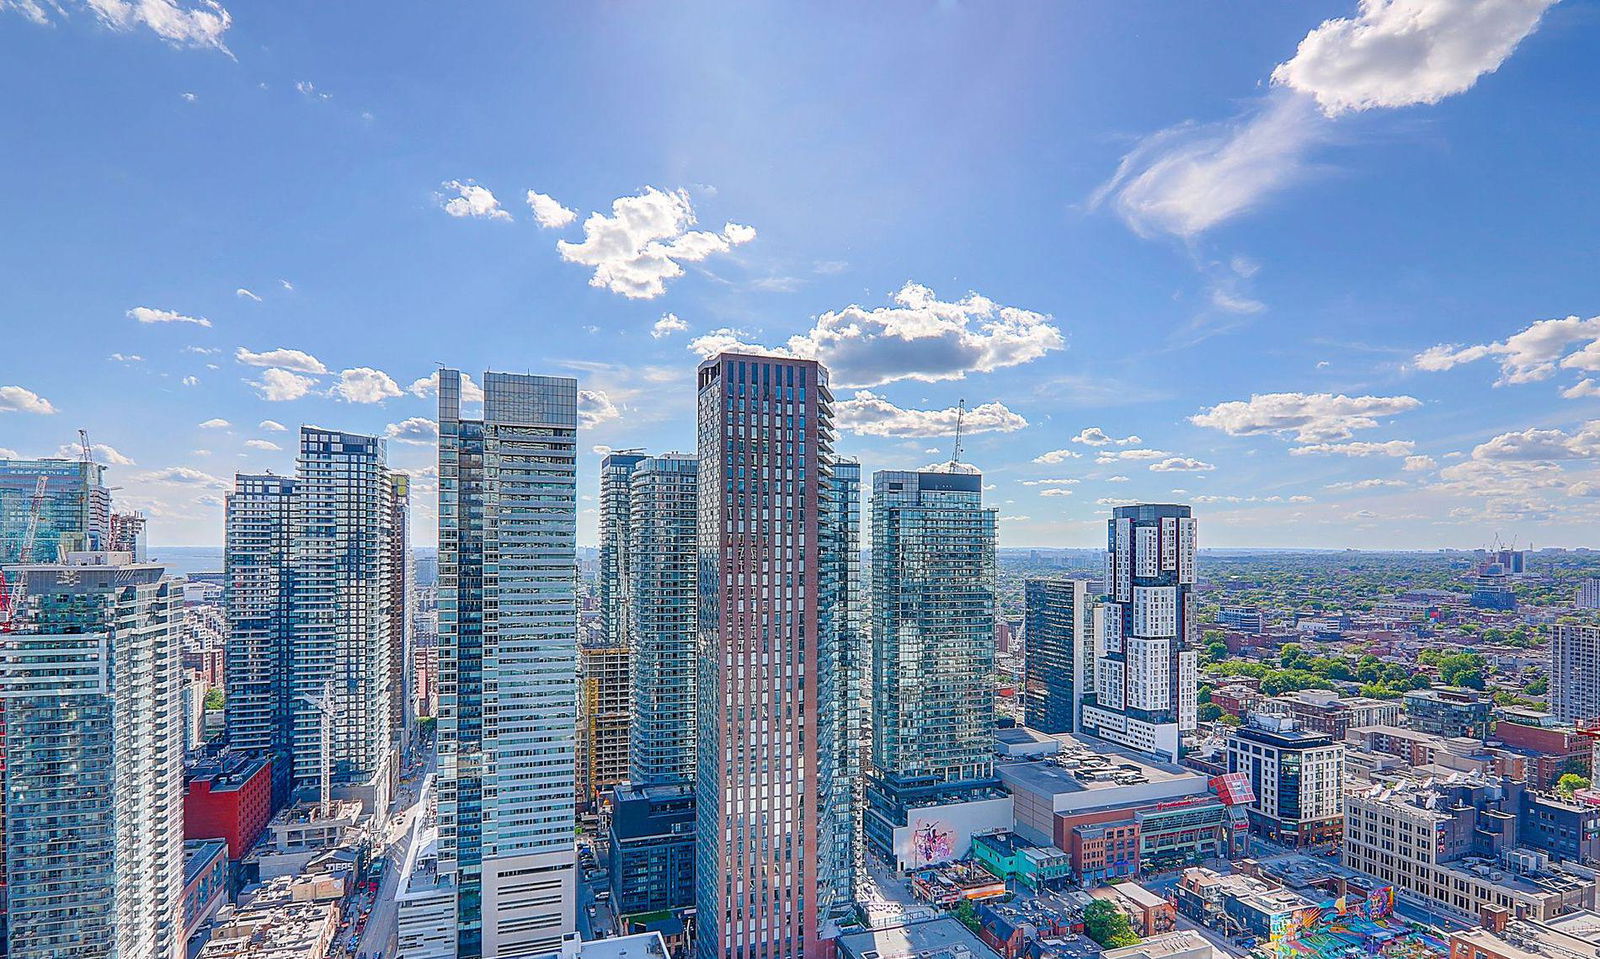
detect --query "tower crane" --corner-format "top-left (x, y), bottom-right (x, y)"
top-left (300, 681), bottom-right (336, 815)
top-left (0, 475), bottom-right (49, 633)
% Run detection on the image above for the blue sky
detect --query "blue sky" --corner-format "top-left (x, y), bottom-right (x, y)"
top-left (2, 0), bottom-right (1597, 549)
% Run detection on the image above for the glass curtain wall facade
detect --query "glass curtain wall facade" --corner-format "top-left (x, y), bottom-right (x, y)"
top-left (0, 458), bottom-right (110, 563)
top-left (1022, 578), bottom-right (1093, 735)
top-left (864, 468), bottom-right (998, 862)
top-left (438, 369), bottom-right (580, 959)
top-left (1, 556), bottom-right (184, 959)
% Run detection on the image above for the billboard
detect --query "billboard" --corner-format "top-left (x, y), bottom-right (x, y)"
top-left (891, 796), bottom-right (1013, 871)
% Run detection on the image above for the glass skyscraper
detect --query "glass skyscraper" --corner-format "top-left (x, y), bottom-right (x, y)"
top-left (627, 452), bottom-right (699, 787)
top-left (864, 467), bottom-right (998, 863)
top-left (438, 369), bottom-right (580, 959)
top-left (0, 458), bottom-right (110, 564)
top-left (1081, 503), bottom-right (1198, 763)
top-left (694, 352), bottom-right (847, 959)
top-left (1, 553), bottom-right (185, 959)
top-left (1022, 577), bottom-right (1093, 735)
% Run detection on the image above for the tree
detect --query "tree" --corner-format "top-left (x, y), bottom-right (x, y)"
top-left (1198, 703), bottom-right (1224, 723)
top-left (1558, 774), bottom-right (1591, 798)
top-left (953, 899), bottom-right (982, 934)
top-left (1083, 899), bottom-right (1139, 948)
top-left (204, 687), bottom-right (225, 711)
top-left (1526, 676), bottom-right (1549, 696)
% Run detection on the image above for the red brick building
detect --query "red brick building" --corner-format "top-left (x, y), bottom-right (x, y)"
top-left (183, 750), bottom-right (274, 860)
top-left (1494, 719), bottom-right (1591, 788)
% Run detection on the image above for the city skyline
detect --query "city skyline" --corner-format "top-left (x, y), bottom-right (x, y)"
top-left (3, 3), bottom-right (1599, 551)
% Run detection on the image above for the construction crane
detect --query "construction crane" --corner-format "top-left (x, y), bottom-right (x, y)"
top-left (947, 398), bottom-right (967, 470)
top-left (0, 475), bottom-right (49, 633)
top-left (301, 681), bottom-right (336, 815)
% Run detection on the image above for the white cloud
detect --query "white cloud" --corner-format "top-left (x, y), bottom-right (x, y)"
top-left (332, 368), bottom-right (402, 404)
top-left (835, 391), bottom-right (1028, 438)
top-left (439, 179), bottom-right (511, 221)
top-left (1325, 478), bottom-right (1409, 490)
top-left (109, 352), bottom-right (143, 363)
top-left (557, 187), bottom-right (755, 299)
top-left (184, 345), bottom-right (221, 355)
top-left (1091, 93), bottom-right (1325, 239)
top-left (295, 80), bottom-right (331, 101)
top-left (1150, 456), bottom-right (1216, 472)
top-left (1272, 0), bottom-right (1558, 116)
top-left (1564, 379), bottom-right (1600, 399)
top-left (1414, 315), bottom-right (1600, 385)
top-left (181, 375), bottom-right (199, 387)
top-left (1106, 475), bottom-right (1131, 483)
top-left (651, 313), bottom-right (689, 339)
top-left (690, 283), bottom-right (1063, 389)
top-left (409, 371), bottom-right (485, 404)
top-left (1403, 454), bottom-right (1438, 471)
top-left (1290, 495), bottom-right (1315, 503)
top-left (128, 305), bottom-right (210, 327)
top-left (1096, 497), bottom-right (1141, 507)
top-left (181, 91), bottom-right (197, 102)
top-left (1289, 439), bottom-right (1416, 457)
top-left (259, 420), bottom-right (287, 432)
top-left (57, 442), bottom-right (134, 465)
top-left (234, 347), bottom-right (327, 374)
top-left (0, 386), bottom-right (57, 415)
top-left (235, 287), bottom-right (261, 301)
top-left (8, 0), bottom-right (233, 52)
top-left (1095, 0), bottom-right (1555, 239)
top-left (1210, 287), bottom-right (1267, 314)
top-left (526, 191), bottom-right (577, 228)
top-left (579, 389), bottom-right (620, 429)
top-left (1040, 488), bottom-right (1074, 498)
top-left (1095, 449), bottom-right (1170, 463)
top-left (245, 439), bottom-right (280, 451)
top-left (197, 417), bottom-right (230, 429)
top-left (137, 466), bottom-right (227, 489)
top-left (250, 368), bottom-right (316, 402)
top-left (1033, 449), bottom-right (1083, 464)
top-left (1022, 478), bottom-right (1079, 487)
top-left (1072, 427), bottom-right (1142, 447)
top-left (1191, 392), bottom-right (1421, 442)
top-left (385, 417), bottom-right (438, 446)
top-left (1469, 422), bottom-right (1600, 462)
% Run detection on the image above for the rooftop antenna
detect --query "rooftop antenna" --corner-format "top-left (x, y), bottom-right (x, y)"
top-left (948, 398), bottom-right (966, 469)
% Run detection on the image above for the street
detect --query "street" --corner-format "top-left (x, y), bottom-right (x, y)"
top-left (575, 838), bottom-right (619, 939)
top-left (354, 749), bottom-right (435, 959)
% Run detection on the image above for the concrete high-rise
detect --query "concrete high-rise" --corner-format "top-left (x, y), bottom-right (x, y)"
top-left (694, 352), bottom-right (848, 959)
top-left (627, 452), bottom-right (699, 786)
top-left (1552, 624), bottom-right (1600, 726)
top-left (1081, 503), bottom-right (1198, 763)
top-left (388, 472), bottom-right (414, 764)
top-left (0, 457), bottom-right (111, 563)
top-left (290, 427), bottom-right (396, 809)
top-left (864, 467), bottom-right (998, 864)
top-left (438, 369), bottom-right (580, 959)
top-left (1, 552), bottom-right (185, 959)
top-left (599, 451), bottom-right (648, 648)
top-left (1022, 577), bottom-right (1093, 735)
top-left (224, 473), bottom-right (298, 803)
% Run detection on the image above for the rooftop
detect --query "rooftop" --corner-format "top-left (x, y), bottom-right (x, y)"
top-left (577, 932), bottom-right (670, 959)
top-left (836, 916), bottom-right (1001, 959)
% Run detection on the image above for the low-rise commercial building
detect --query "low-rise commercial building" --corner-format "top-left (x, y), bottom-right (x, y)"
top-left (1256, 690), bottom-right (1402, 740)
top-left (185, 750), bottom-right (276, 863)
top-left (971, 831), bottom-right (1073, 891)
top-left (183, 838), bottom-right (230, 944)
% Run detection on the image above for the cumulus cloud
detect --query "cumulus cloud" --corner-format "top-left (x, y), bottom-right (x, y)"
top-left (110, 353), bottom-right (143, 363)
top-left (245, 439), bottom-right (280, 451)
top-left (138, 466), bottom-right (228, 489)
top-left (331, 368), bottom-right (402, 404)
top-left (7, 0), bottom-right (233, 51)
top-left (181, 375), bottom-right (199, 387)
top-left (259, 420), bottom-right (287, 431)
top-left (0, 385), bottom-right (57, 415)
top-left (652, 313), bottom-right (689, 339)
top-left (385, 417), bottom-right (438, 445)
top-left (1094, 0), bottom-right (1556, 238)
top-left (409, 371), bottom-right (485, 404)
top-left (250, 368), bottom-right (316, 402)
top-left (689, 283), bottom-right (1063, 389)
top-left (235, 347), bottom-right (328, 374)
top-left (1150, 456), bottom-right (1216, 472)
top-left (526, 191), bottom-right (577, 228)
top-left (1289, 440), bottom-right (1416, 457)
top-left (197, 417), bottom-right (230, 429)
top-left (1414, 315), bottom-right (1600, 387)
top-left (1564, 379), bottom-right (1600, 399)
top-left (1096, 497), bottom-right (1141, 507)
top-left (1272, 0), bottom-right (1558, 115)
top-left (1403, 455), bottom-right (1438, 471)
top-left (57, 442), bottom-right (135, 465)
top-left (1034, 449), bottom-right (1083, 464)
top-left (1040, 488), bottom-right (1075, 498)
top-left (1190, 392), bottom-right (1421, 442)
top-left (835, 391), bottom-right (1028, 438)
top-left (439, 179), bottom-right (512, 221)
top-left (1325, 478), bottom-right (1409, 490)
top-left (1072, 427), bottom-right (1142, 447)
top-left (1469, 422), bottom-right (1600, 462)
top-left (1022, 479), bottom-right (1079, 487)
top-left (128, 305), bottom-right (210, 327)
top-left (557, 187), bottom-right (755, 299)
top-left (579, 389), bottom-right (620, 428)
top-left (1095, 449), bottom-right (1170, 464)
